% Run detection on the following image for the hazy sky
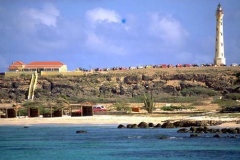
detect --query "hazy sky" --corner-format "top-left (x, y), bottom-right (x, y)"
top-left (0, 0), bottom-right (240, 71)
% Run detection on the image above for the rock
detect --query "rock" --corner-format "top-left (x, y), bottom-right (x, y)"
top-left (23, 126), bottom-right (29, 128)
top-left (127, 124), bottom-right (132, 128)
top-left (158, 135), bottom-right (168, 139)
top-left (235, 128), bottom-right (240, 134)
top-left (148, 123), bottom-right (155, 128)
top-left (213, 134), bottom-right (221, 138)
top-left (161, 122), bottom-right (175, 128)
top-left (190, 127), bottom-right (197, 133)
top-left (196, 127), bottom-right (205, 133)
top-left (76, 130), bottom-right (87, 134)
top-left (117, 124), bottom-right (126, 128)
top-left (190, 134), bottom-right (199, 138)
top-left (155, 123), bottom-right (162, 128)
top-left (177, 128), bottom-right (189, 133)
top-left (131, 124), bottom-right (138, 129)
top-left (138, 122), bottom-right (149, 128)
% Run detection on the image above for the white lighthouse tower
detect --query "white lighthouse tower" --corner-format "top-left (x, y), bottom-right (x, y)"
top-left (214, 4), bottom-right (226, 66)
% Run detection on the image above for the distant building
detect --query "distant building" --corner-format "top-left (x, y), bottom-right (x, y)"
top-left (8, 61), bottom-right (67, 72)
top-left (214, 4), bottom-right (226, 66)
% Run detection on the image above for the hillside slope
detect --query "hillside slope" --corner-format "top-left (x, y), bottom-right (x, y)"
top-left (0, 67), bottom-right (240, 104)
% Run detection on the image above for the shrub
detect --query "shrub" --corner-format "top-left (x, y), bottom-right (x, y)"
top-left (161, 105), bottom-right (194, 111)
top-left (225, 93), bottom-right (240, 100)
top-left (181, 87), bottom-right (218, 97)
top-left (112, 102), bottom-right (131, 112)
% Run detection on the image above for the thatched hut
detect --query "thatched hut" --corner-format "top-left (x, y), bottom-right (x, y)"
top-left (0, 103), bottom-right (25, 118)
top-left (70, 102), bottom-right (93, 117)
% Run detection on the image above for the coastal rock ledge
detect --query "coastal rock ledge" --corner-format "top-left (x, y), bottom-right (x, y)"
top-left (117, 120), bottom-right (236, 129)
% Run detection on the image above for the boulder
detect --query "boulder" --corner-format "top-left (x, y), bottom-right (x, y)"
top-left (117, 124), bottom-right (126, 128)
top-left (127, 124), bottom-right (133, 128)
top-left (235, 128), bottom-right (240, 134)
top-left (138, 122), bottom-right (149, 128)
top-left (190, 134), bottom-right (199, 138)
top-left (131, 124), bottom-right (138, 129)
top-left (158, 135), bottom-right (168, 139)
top-left (177, 128), bottom-right (189, 133)
top-left (213, 134), bottom-right (221, 138)
top-left (161, 122), bottom-right (175, 128)
top-left (190, 127), bottom-right (197, 133)
top-left (148, 123), bottom-right (155, 128)
top-left (155, 123), bottom-right (162, 128)
top-left (76, 130), bottom-right (87, 134)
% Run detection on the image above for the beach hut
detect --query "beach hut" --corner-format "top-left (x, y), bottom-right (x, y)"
top-left (28, 107), bottom-right (39, 117)
top-left (70, 102), bottom-right (93, 117)
top-left (0, 104), bottom-right (24, 118)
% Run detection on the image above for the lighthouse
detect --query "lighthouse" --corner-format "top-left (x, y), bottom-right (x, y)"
top-left (214, 4), bottom-right (226, 66)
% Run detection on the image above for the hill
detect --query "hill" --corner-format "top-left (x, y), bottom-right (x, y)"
top-left (0, 66), bottom-right (240, 106)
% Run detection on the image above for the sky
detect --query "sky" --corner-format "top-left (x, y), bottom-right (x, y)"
top-left (0, 0), bottom-right (240, 71)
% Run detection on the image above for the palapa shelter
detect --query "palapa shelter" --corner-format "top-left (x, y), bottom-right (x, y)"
top-left (70, 102), bottom-right (93, 117)
top-left (0, 104), bottom-right (25, 118)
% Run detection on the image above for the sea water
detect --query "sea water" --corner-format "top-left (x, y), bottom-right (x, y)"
top-left (0, 125), bottom-right (240, 160)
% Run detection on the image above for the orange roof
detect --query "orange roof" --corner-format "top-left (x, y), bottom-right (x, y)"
top-left (8, 61), bottom-right (25, 70)
top-left (25, 61), bottom-right (65, 69)
top-left (9, 61), bottom-right (25, 66)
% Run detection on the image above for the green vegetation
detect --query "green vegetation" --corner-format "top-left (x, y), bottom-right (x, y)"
top-left (225, 93), bottom-right (240, 100)
top-left (180, 87), bottom-right (218, 97)
top-left (112, 102), bottom-right (131, 112)
top-left (161, 105), bottom-right (195, 111)
top-left (213, 98), bottom-right (240, 113)
top-left (143, 93), bottom-right (155, 113)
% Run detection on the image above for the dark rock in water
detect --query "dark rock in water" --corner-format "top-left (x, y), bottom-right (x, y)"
top-left (190, 127), bottom-right (196, 133)
top-left (76, 130), bottom-right (87, 134)
top-left (177, 128), bottom-right (189, 133)
top-left (138, 122), bottom-right (149, 128)
top-left (127, 124), bottom-right (133, 128)
top-left (221, 128), bottom-right (237, 134)
top-left (230, 135), bottom-right (237, 138)
top-left (117, 124), bottom-right (126, 128)
top-left (131, 124), bottom-right (138, 129)
top-left (213, 134), bottom-right (221, 138)
top-left (158, 135), bottom-right (168, 139)
top-left (148, 123), bottom-right (155, 128)
top-left (161, 122), bottom-right (175, 128)
top-left (23, 126), bottom-right (29, 128)
top-left (226, 135), bottom-right (237, 138)
top-left (190, 134), bottom-right (199, 138)
top-left (155, 123), bottom-right (162, 128)
top-left (196, 126), bottom-right (205, 133)
top-left (235, 128), bottom-right (240, 134)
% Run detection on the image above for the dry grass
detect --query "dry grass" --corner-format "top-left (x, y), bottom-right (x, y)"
top-left (100, 66), bottom-right (240, 76)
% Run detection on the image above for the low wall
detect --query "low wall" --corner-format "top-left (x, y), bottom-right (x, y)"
top-left (41, 71), bottom-right (84, 76)
top-left (5, 71), bottom-right (34, 77)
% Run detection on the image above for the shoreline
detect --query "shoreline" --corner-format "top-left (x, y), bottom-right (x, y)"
top-left (1, 115), bottom-right (240, 128)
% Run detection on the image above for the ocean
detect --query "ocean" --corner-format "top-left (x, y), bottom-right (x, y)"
top-left (0, 125), bottom-right (240, 160)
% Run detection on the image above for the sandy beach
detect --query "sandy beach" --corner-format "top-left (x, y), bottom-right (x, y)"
top-left (1, 115), bottom-right (240, 128)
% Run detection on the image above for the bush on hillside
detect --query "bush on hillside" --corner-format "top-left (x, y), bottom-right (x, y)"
top-left (181, 87), bottom-right (218, 97)
top-left (161, 105), bottom-right (194, 111)
top-left (225, 93), bottom-right (240, 100)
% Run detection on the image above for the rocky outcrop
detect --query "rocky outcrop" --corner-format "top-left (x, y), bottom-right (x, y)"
top-left (117, 120), bottom-right (237, 129)
top-left (0, 68), bottom-right (239, 103)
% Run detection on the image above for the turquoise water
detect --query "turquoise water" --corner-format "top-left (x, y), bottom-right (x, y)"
top-left (0, 125), bottom-right (240, 160)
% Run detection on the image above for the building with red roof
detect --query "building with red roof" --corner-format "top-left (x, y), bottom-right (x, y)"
top-left (8, 61), bottom-right (26, 71)
top-left (8, 61), bottom-right (67, 72)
